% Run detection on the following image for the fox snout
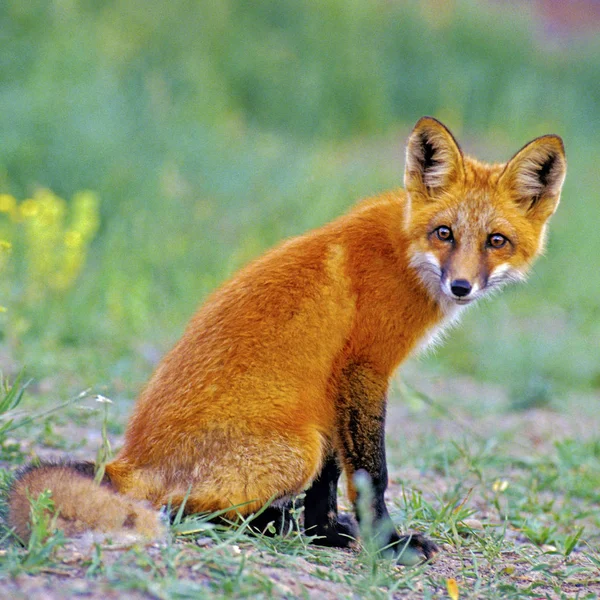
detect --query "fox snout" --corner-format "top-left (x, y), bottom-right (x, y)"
top-left (449, 278), bottom-right (472, 298)
top-left (440, 271), bottom-right (480, 303)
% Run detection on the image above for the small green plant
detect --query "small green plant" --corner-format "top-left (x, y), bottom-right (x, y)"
top-left (0, 375), bottom-right (90, 456)
top-left (0, 232), bottom-right (11, 313)
top-left (0, 370), bottom-right (31, 459)
top-left (0, 370), bottom-right (29, 414)
top-left (557, 526), bottom-right (585, 558)
top-left (84, 542), bottom-right (105, 578)
top-left (353, 471), bottom-right (396, 576)
top-left (93, 394), bottom-right (114, 484)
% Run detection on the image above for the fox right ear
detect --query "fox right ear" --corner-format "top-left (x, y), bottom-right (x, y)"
top-left (404, 117), bottom-right (464, 199)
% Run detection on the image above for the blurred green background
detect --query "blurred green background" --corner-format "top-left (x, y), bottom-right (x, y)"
top-left (0, 0), bottom-right (599, 403)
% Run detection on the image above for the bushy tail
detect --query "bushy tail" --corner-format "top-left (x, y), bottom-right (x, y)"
top-left (7, 460), bottom-right (165, 544)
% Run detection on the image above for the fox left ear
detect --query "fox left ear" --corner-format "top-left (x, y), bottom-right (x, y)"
top-left (404, 117), bottom-right (464, 200)
top-left (500, 135), bottom-right (566, 221)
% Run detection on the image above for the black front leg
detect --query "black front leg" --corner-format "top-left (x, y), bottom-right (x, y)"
top-left (336, 364), bottom-right (438, 564)
top-left (303, 450), bottom-right (358, 547)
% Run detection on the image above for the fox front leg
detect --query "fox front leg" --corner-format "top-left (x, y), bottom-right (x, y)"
top-left (335, 363), bottom-right (438, 565)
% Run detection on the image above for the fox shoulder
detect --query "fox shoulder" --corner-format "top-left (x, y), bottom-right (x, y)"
top-left (7, 461), bottom-right (165, 545)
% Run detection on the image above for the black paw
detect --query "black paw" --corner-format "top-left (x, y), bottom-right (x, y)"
top-left (387, 532), bottom-right (439, 565)
top-left (248, 506), bottom-right (298, 537)
top-left (306, 512), bottom-right (359, 548)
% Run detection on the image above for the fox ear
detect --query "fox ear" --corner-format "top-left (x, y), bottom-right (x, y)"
top-left (500, 135), bottom-right (566, 221)
top-left (404, 117), bottom-right (463, 198)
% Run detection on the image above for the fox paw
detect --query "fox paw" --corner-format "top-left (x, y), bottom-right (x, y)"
top-left (307, 512), bottom-right (358, 548)
top-left (391, 532), bottom-right (439, 566)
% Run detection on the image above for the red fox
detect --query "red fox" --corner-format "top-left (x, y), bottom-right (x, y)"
top-left (8, 117), bottom-right (566, 563)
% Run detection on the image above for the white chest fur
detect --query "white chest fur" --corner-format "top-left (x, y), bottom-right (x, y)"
top-left (414, 302), bottom-right (469, 356)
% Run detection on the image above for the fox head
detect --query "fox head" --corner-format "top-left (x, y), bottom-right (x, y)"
top-left (403, 116), bottom-right (566, 311)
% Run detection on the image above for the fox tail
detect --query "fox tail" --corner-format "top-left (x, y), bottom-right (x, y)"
top-left (7, 460), bottom-right (165, 545)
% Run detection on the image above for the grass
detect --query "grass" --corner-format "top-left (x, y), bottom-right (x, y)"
top-left (0, 371), bottom-right (599, 598)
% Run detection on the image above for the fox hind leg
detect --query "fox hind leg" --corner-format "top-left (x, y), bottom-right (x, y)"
top-left (245, 503), bottom-right (300, 537)
top-left (303, 450), bottom-right (358, 547)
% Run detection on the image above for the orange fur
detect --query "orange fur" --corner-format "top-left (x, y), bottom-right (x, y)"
top-left (8, 464), bottom-right (164, 543)
top-left (108, 192), bottom-right (443, 515)
top-left (8, 117), bottom-right (566, 547)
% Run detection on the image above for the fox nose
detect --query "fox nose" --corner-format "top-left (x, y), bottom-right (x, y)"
top-left (450, 279), bottom-right (472, 298)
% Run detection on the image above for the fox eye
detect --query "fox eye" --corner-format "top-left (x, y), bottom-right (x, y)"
top-left (488, 233), bottom-right (508, 248)
top-left (435, 226), bottom-right (453, 242)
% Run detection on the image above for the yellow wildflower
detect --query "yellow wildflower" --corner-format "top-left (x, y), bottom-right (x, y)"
top-left (0, 194), bottom-right (17, 219)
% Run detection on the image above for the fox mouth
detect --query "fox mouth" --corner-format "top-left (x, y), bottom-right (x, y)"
top-left (443, 291), bottom-right (475, 306)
